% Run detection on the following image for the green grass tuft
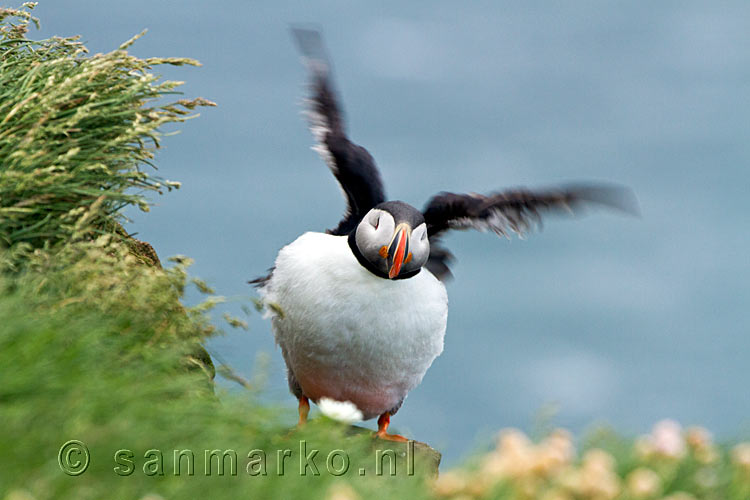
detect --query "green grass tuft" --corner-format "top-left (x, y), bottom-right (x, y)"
top-left (0, 3), bottom-right (214, 252)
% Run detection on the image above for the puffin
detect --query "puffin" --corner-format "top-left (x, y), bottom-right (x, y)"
top-left (253, 29), bottom-right (637, 441)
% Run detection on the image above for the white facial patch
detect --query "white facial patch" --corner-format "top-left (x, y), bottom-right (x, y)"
top-left (355, 209), bottom-right (396, 273)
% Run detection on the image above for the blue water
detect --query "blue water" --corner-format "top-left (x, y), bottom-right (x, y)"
top-left (40, 1), bottom-right (750, 464)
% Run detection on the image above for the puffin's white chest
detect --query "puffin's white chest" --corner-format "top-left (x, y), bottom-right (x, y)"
top-left (260, 231), bottom-right (448, 419)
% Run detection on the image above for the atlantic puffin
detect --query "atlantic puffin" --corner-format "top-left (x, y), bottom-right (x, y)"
top-left (253, 29), bottom-right (637, 441)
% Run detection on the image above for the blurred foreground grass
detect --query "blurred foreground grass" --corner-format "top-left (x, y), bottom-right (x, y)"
top-left (2, 4), bottom-right (750, 499)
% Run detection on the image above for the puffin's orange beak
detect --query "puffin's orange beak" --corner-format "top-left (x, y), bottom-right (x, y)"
top-left (388, 224), bottom-right (411, 279)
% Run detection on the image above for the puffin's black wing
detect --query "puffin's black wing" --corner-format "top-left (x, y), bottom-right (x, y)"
top-left (422, 184), bottom-right (638, 280)
top-left (292, 28), bottom-right (386, 236)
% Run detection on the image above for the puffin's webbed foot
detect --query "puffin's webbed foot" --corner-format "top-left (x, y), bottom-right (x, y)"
top-left (374, 412), bottom-right (408, 442)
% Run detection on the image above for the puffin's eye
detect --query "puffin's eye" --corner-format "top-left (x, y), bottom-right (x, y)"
top-left (370, 214), bottom-right (379, 229)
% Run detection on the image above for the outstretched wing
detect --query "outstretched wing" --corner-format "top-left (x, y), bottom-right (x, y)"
top-left (422, 183), bottom-right (638, 280)
top-left (292, 28), bottom-right (386, 236)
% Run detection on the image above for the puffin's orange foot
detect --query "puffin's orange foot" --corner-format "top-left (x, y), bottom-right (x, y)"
top-left (374, 412), bottom-right (408, 442)
top-left (297, 396), bottom-right (310, 427)
top-left (374, 429), bottom-right (409, 442)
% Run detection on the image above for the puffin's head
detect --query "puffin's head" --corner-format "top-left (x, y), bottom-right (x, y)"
top-left (352, 201), bottom-right (429, 280)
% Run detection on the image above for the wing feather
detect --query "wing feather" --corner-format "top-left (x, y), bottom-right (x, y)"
top-left (292, 28), bottom-right (386, 235)
top-left (422, 183), bottom-right (638, 280)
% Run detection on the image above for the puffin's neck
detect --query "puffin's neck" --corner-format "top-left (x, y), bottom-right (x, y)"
top-left (347, 231), bottom-right (420, 281)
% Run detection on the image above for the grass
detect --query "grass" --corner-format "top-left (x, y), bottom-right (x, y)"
top-left (2, 4), bottom-right (750, 499)
top-left (0, 3), bottom-right (211, 253)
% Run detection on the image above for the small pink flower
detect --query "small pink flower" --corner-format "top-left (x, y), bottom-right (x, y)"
top-left (650, 419), bottom-right (686, 459)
